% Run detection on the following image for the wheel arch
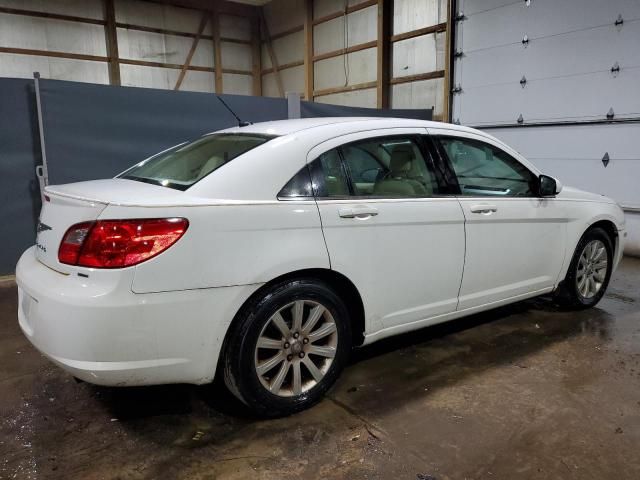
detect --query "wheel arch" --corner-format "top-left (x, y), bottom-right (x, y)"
top-left (587, 219), bottom-right (618, 250)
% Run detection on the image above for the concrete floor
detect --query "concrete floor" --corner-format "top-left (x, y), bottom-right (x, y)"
top-left (1, 258), bottom-right (639, 480)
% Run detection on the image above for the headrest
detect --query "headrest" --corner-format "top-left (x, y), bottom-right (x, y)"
top-left (389, 144), bottom-right (414, 175)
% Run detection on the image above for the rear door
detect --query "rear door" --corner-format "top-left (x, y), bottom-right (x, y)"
top-left (309, 128), bottom-right (465, 335)
top-left (430, 129), bottom-right (567, 310)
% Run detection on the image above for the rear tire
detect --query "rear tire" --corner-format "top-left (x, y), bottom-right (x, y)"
top-left (223, 278), bottom-right (351, 418)
top-left (554, 227), bottom-right (613, 310)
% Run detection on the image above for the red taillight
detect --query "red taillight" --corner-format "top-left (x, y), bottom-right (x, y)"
top-left (58, 218), bottom-right (188, 268)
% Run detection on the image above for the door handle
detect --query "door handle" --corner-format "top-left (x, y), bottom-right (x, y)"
top-left (470, 204), bottom-right (497, 214)
top-left (338, 206), bottom-right (379, 219)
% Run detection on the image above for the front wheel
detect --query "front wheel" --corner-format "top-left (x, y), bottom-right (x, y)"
top-left (555, 227), bottom-right (613, 309)
top-left (223, 278), bottom-right (351, 417)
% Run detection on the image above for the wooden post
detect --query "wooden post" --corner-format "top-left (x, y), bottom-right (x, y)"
top-left (174, 12), bottom-right (208, 90)
top-left (304, 0), bottom-right (314, 101)
top-left (251, 12), bottom-right (262, 96)
top-left (376, 0), bottom-right (391, 108)
top-left (260, 10), bottom-right (284, 97)
top-left (104, 0), bottom-right (120, 86)
top-left (212, 7), bottom-right (223, 93)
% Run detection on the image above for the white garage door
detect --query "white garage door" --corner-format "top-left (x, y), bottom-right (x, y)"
top-left (452, 0), bottom-right (640, 255)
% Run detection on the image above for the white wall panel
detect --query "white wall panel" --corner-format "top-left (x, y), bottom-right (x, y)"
top-left (117, 29), bottom-right (214, 67)
top-left (392, 32), bottom-right (445, 78)
top-left (314, 48), bottom-right (376, 90)
top-left (262, 65), bottom-right (304, 97)
top-left (219, 14), bottom-right (251, 41)
top-left (313, 6), bottom-right (377, 55)
top-left (221, 42), bottom-right (252, 71)
top-left (0, 53), bottom-right (109, 83)
top-left (391, 77), bottom-right (443, 114)
top-left (120, 64), bottom-right (214, 92)
top-left (315, 87), bottom-right (377, 108)
top-left (115, 0), bottom-right (212, 35)
top-left (265, 30), bottom-right (304, 67)
top-left (263, 0), bottom-right (305, 36)
top-left (0, 13), bottom-right (106, 55)
top-left (0, 0), bottom-right (104, 19)
top-left (393, 0), bottom-right (446, 35)
top-left (313, 0), bottom-right (364, 19)
top-left (222, 73), bottom-right (252, 95)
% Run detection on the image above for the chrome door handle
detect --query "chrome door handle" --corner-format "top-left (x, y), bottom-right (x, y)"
top-left (470, 204), bottom-right (497, 214)
top-left (338, 206), bottom-right (379, 219)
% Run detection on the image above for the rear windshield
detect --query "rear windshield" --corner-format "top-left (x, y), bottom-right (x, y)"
top-left (119, 133), bottom-right (273, 190)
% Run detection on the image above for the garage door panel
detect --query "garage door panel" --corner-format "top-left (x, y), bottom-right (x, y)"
top-left (460, 22), bottom-right (640, 89)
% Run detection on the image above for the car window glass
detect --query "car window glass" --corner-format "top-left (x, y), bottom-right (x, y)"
top-left (437, 136), bottom-right (536, 196)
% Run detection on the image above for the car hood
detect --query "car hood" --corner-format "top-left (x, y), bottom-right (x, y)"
top-left (556, 186), bottom-right (616, 204)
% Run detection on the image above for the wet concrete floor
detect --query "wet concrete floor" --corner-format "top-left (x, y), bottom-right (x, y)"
top-left (1, 257), bottom-right (639, 479)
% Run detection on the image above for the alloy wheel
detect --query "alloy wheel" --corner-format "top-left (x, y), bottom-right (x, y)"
top-left (576, 239), bottom-right (608, 299)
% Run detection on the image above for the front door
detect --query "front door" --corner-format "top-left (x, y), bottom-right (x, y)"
top-left (431, 130), bottom-right (567, 310)
top-left (308, 129), bottom-right (466, 336)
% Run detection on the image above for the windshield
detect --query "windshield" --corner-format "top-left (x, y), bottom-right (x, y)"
top-left (119, 133), bottom-right (273, 190)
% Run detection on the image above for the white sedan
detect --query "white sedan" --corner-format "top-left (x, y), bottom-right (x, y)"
top-left (17, 118), bottom-right (625, 417)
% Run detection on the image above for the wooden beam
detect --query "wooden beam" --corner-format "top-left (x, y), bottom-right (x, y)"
top-left (212, 8), bottom-right (223, 93)
top-left (260, 9), bottom-right (284, 97)
top-left (304, 0), bottom-right (314, 101)
top-left (0, 6), bottom-right (105, 25)
top-left (251, 13), bottom-right (262, 96)
top-left (174, 12), bottom-right (208, 90)
top-left (390, 22), bottom-right (447, 43)
top-left (116, 22), bottom-right (214, 40)
top-left (221, 37), bottom-right (252, 45)
top-left (262, 60), bottom-right (304, 75)
top-left (312, 40), bottom-right (377, 63)
top-left (376, 0), bottom-right (391, 108)
top-left (312, 0), bottom-right (377, 26)
top-left (104, 0), bottom-right (120, 86)
top-left (267, 24), bottom-right (304, 43)
top-left (389, 70), bottom-right (445, 85)
top-left (314, 80), bottom-right (377, 98)
top-left (442, 0), bottom-right (453, 122)
top-left (0, 46), bottom-right (107, 62)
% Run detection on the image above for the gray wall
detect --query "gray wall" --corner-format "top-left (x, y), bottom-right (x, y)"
top-left (452, 0), bottom-right (640, 255)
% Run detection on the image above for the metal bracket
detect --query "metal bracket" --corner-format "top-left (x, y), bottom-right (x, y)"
top-left (611, 61), bottom-right (620, 77)
top-left (517, 114), bottom-right (524, 124)
top-left (524, 0), bottom-right (531, 6)
top-left (453, 50), bottom-right (464, 59)
top-left (520, 75), bottom-right (527, 88)
top-left (454, 12), bottom-right (466, 21)
top-left (602, 152), bottom-right (610, 168)
top-left (615, 14), bottom-right (624, 28)
top-left (522, 35), bottom-right (529, 47)
top-left (451, 84), bottom-right (463, 94)
top-left (33, 71), bottom-right (49, 202)
top-left (606, 107), bottom-right (615, 120)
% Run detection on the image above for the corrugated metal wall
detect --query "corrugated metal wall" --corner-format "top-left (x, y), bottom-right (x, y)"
top-left (452, 0), bottom-right (640, 255)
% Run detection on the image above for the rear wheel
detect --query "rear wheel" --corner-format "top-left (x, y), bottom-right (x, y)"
top-left (555, 227), bottom-right (613, 309)
top-left (223, 278), bottom-right (351, 417)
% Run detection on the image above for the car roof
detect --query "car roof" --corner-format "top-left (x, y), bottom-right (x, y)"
top-left (215, 117), bottom-right (480, 137)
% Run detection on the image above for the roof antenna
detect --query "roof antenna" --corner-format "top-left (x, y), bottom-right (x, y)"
top-left (216, 95), bottom-right (252, 127)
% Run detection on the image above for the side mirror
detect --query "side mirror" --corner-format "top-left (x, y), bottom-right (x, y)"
top-left (539, 174), bottom-right (562, 197)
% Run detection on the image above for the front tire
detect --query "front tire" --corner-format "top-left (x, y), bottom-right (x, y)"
top-left (223, 278), bottom-right (351, 418)
top-left (555, 227), bottom-right (613, 310)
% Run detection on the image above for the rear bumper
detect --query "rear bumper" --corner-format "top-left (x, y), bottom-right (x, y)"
top-left (16, 247), bottom-right (259, 386)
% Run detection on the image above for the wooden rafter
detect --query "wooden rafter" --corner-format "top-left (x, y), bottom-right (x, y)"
top-left (174, 12), bottom-right (209, 90)
top-left (260, 9), bottom-right (284, 97)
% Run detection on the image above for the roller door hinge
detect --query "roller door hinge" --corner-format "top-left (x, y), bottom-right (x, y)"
top-left (517, 114), bottom-right (524, 124)
top-left (454, 50), bottom-right (464, 59)
top-left (615, 14), bottom-right (624, 29)
top-left (522, 35), bottom-right (529, 47)
top-left (455, 12), bottom-right (467, 22)
top-left (520, 75), bottom-right (527, 87)
top-left (524, 0), bottom-right (531, 6)
top-left (611, 62), bottom-right (620, 77)
top-left (451, 84), bottom-right (463, 94)
top-left (606, 107), bottom-right (615, 120)
top-left (602, 152), bottom-right (610, 168)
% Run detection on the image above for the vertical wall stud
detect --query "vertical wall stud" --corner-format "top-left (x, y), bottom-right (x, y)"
top-left (376, 0), bottom-right (391, 108)
top-left (304, 0), bottom-right (314, 101)
top-left (212, 7), bottom-right (223, 93)
top-left (104, 0), bottom-right (120, 86)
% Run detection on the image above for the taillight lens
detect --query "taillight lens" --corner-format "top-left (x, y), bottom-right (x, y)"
top-left (58, 218), bottom-right (188, 268)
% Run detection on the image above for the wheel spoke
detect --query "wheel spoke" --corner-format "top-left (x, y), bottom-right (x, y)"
top-left (270, 311), bottom-right (291, 338)
top-left (269, 360), bottom-right (290, 394)
top-left (302, 355), bottom-right (324, 382)
top-left (593, 246), bottom-right (605, 261)
top-left (257, 337), bottom-right (283, 349)
top-left (308, 322), bottom-right (337, 343)
top-left (577, 275), bottom-right (587, 291)
top-left (588, 276), bottom-right (596, 296)
top-left (594, 271), bottom-right (605, 282)
top-left (256, 351), bottom-right (285, 375)
top-left (292, 361), bottom-right (302, 395)
top-left (580, 277), bottom-right (589, 297)
top-left (302, 305), bottom-right (325, 335)
top-left (594, 260), bottom-right (608, 271)
top-left (307, 345), bottom-right (336, 358)
top-left (292, 301), bottom-right (304, 332)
